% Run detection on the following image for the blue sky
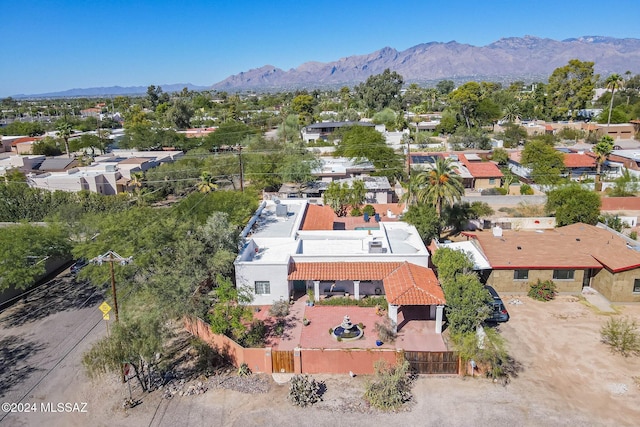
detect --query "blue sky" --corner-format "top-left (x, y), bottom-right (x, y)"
top-left (2, 0), bottom-right (639, 97)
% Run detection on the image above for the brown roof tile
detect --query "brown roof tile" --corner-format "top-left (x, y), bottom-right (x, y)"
top-left (471, 223), bottom-right (640, 272)
top-left (459, 154), bottom-right (504, 179)
top-left (300, 204), bottom-right (335, 230)
top-left (288, 261), bottom-right (401, 280)
top-left (564, 153), bottom-right (596, 168)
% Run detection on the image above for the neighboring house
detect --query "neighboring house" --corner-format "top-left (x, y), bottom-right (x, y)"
top-left (179, 127), bottom-right (217, 138)
top-left (277, 176), bottom-right (395, 204)
top-left (410, 152), bottom-right (502, 191)
top-left (234, 199), bottom-right (446, 333)
top-left (312, 157), bottom-right (375, 181)
top-left (0, 155), bottom-right (45, 176)
top-left (301, 121), bottom-right (375, 143)
top-left (456, 223), bottom-right (640, 302)
top-left (584, 123), bottom-right (635, 140)
top-left (563, 152), bottom-right (597, 179)
top-left (27, 150), bottom-right (183, 194)
top-left (10, 137), bottom-right (42, 154)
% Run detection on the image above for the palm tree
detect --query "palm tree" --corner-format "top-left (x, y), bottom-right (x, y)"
top-left (605, 74), bottom-right (624, 127)
top-left (196, 171), bottom-right (217, 193)
top-left (593, 135), bottom-right (614, 188)
top-left (56, 121), bottom-right (72, 158)
top-left (502, 104), bottom-right (521, 123)
top-left (415, 157), bottom-right (465, 217)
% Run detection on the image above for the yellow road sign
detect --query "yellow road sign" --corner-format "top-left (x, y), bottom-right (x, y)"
top-left (99, 301), bottom-right (112, 314)
top-left (103, 313), bottom-right (110, 320)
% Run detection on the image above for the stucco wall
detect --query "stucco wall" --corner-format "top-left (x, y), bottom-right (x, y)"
top-left (235, 262), bottom-right (291, 305)
top-left (487, 269), bottom-right (584, 293)
top-left (474, 177), bottom-right (500, 190)
top-left (592, 268), bottom-right (640, 303)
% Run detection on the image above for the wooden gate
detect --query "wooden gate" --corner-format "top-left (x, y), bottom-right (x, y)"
top-left (272, 350), bottom-right (294, 373)
top-left (403, 351), bottom-right (459, 374)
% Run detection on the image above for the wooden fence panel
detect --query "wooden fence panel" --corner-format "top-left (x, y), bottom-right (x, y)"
top-left (272, 350), bottom-right (294, 373)
top-left (403, 351), bottom-right (459, 375)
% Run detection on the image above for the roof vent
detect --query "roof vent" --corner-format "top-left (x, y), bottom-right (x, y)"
top-left (368, 240), bottom-right (384, 253)
top-left (517, 246), bottom-right (522, 250)
top-left (492, 226), bottom-right (503, 237)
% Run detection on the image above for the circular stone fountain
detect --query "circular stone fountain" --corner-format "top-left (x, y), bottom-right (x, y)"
top-left (331, 315), bottom-right (364, 341)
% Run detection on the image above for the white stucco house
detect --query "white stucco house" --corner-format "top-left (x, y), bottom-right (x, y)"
top-left (234, 199), bottom-right (446, 333)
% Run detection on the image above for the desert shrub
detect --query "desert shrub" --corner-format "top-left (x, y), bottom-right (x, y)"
top-left (238, 363), bottom-right (252, 377)
top-left (520, 184), bottom-right (534, 195)
top-left (630, 231), bottom-right (638, 241)
top-left (375, 318), bottom-right (397, 343)
top-left (239, 320), bottom-right (266, 347)
top-left (191, 338), bottom-right (228, 375)
top-left (272, 319), bottom-right (286, 337)
top-left (350, 207), bottom-right (362, 216)
top-left (288, 375), bottom-right (325, 407)
top-left (364, 360), bottom-right (412, 410)
top-left (600, 317), bottom-right (640, 357)
top-left (269, 300), bottom-right (290, 318)
top-left (528, 279), bottom-right (556, 301)
top-left (363, 205), bottom-right (376, 216)
top-left (452, 328), bottom-right (518, 383)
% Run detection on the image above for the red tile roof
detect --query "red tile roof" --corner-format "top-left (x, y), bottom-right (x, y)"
top-left (601, 197), bottom-right (640, 212)
top-left (288, 261), bottom-right (401, 280)
top-left (564, 153), bottom-right (596, 168)
top-left (459, 154), bottom-right (504, 179)
top-left (384, 263), bottom-right (445, 305)
top-left (287, 261), bottom-right (445, 306)
top-left (11, 137), bottom-right (40, 146)
top-left (300, 204), bottom-right (335, 230)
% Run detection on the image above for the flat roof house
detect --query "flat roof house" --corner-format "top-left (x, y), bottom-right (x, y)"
top-left (235, 199), bottom-right (446, 332)
top-left (460, 223), bottom-right (640, 302)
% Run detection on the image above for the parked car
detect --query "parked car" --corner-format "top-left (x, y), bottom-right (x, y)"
top-left (70, 258), bottom-right (88, 275)
top-left (485, 285), bottom-right (509, 322)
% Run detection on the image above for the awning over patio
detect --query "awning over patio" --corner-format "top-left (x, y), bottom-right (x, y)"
top-left (287, 261), bottom-right (445, 306)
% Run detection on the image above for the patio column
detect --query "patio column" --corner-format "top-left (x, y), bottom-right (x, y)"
top-left (353, 280), bottom-right (360, 300)
top-left (435, 305), bottom-right (444, 334)
top-left (313, 280), bottom-right (320, 302)
top-left (388, 304), bottom-right (398, 333)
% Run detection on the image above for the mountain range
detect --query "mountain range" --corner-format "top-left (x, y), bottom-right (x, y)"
top-left (212, 36), bottom-right (640, 91)
top-left (13, 36), bottom-right (640, 97)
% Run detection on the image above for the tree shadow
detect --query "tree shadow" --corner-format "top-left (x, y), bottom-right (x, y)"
top-left (0, 335), bottom-right (45, 398)
top-left (0, 277), bottom-right (103, 328)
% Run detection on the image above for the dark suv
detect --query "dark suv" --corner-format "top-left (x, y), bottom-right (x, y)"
top-left (485, 286), bottom-right (509, 322)
top-left (70, 258), bottom-right (88, 275)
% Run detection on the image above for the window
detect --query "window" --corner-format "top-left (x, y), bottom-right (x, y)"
top-left (254, 281), bottom-right (270, 295)
top-left (489, 178), bottom-right (496, 185)
top-left (634, 279), bottom-right (640, 293)
top-left (553, 270), bottom-right (575, 280)
top-left (513, 270), bottom-right (529, 280)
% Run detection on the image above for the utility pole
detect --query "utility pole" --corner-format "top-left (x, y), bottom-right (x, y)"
top-left (237, 143), bottom-right (244, 192)
top-left (406, 131), bottom-right (412, 206)
top-left (92, 250), bottom-right (133, 322)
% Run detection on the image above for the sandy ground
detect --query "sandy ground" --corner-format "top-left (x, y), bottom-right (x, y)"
top-left (2, 282), bottom-right (640, 427)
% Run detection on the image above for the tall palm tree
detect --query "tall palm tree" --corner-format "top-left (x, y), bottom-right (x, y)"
top-left (593, 135), bottom-right (614, 188)
top-left (415, 157), bottom-right (465, 217)
top-left (605, 74), bottom-right (624, 127)
top-left (56, 121), bottom-right (72, 158)
top-left (196, 171), bottom-right (217, 193)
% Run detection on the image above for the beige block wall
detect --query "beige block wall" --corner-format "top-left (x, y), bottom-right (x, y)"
top-left (487, 269), bottom-right (584, 293)
top-left (474, 177), bottom-right (500, 190)
top-left (592, 268), bottom-right (640, 303)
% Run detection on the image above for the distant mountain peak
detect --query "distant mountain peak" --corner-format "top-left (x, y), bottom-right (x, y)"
top-left (211, 35), bottom-right (640, 91)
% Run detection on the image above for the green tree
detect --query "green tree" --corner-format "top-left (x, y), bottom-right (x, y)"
top-left (83, 311), bottom-right (164, 391)
top-left (402, 203), bottom-right (442, 244)
top-left (436, 80), bottom-right (455, 95)
top-left (203, 121), bottom-right (254, 150)
top-left (414, 157), bottom-right (464, 217)
top-left (196, 171), bottom-right (217, 193)
top-left (546, 184), bottom-right (601, 226)
top-left (0, 223), bottom-right (71, 291)
top-left (209, 276), bottom-right (253, 339)
top-left (323, 181), bottom-right (350, 217)
top-left (546, 59), bottom-right (597, 120)
top-left (166, 98), bottom-right (194, 129)
top-left (496, 122), bottom-right (527, 148)
top-left (334, 125), bottom-right (404, 182)
top-left (491, 148), bottom-right (509, 165)
top-left (521, 140), bottom-right (565, 185)
top-left (449, 82), bottom-right (482, 129)
top-left (32, 136), bottom-right (63, 156)
top-left (431, 247), bottom-right (474, 284)
top-left (56, 120), bottom-right (73, 158)
top-left (605, 74), bottom-right (624, 127)
top-left (372, 108), bottom-right (397, 130)
top-left (442, 202), bottom-right (494, 234)
top-left (355, 69), bottom-right (404, 111)
top-left (291, 94), bottom-right (315, 115)
top-left (593, 136), bottom-right (614, 187)
top-left (442, 273), bottom-right (492, 334)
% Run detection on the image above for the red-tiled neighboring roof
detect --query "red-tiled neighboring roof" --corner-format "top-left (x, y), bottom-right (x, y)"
top-left (384, 263), bottom-right (445, 305)
top-left (459, 154), bottom-right (504, 179)
top-left (288, 261), bottom-right (402, 280)
top-left (544, 124), bottom-right (554, 131)
top-left (287, 261), bottom-right (445, 306)
top-left (11, 137), bottom-right (40, 146)
top-left (564, 153), bottom-right (596, 168)
top-left (601, 197), bottom-right (640, 211)
top-left (300, 204), bottom-right (335, 230)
